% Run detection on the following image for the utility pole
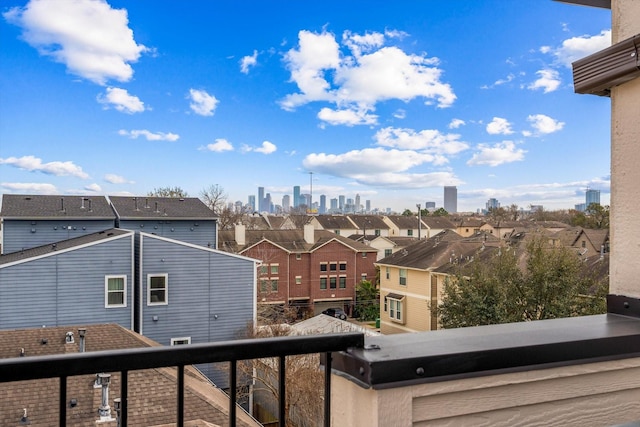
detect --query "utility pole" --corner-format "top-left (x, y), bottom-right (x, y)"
top-left (417, 204), bottom-right (421, 239)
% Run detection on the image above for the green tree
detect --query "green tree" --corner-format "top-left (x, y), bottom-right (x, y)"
top-left (439, 237), bottom-right (607, 329)
top-left (356, 280), bottom-right (379, 321)
top-left (432, 208), bottom-right (449, 217)
top-left (585, 203), bottom-right (609, 229)
top-left (148, 186), bottom-right (188, 197)
top-left (401, 208), bottom-right (414, 216)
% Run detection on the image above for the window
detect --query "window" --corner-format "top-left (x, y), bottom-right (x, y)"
top-left (387, 296), bottom-right (404, 323)
top-left (259, 265), bottom-right (268, 275)
top-left (408, 229), bottom-right (413, 236)
top-left (339, 262), bottom-right (347, 271)
top-left (105, 275), bottom-right (126, 307)
top-left (330, 277), bottom-right (337, 289)
top-left (361, 273), bottom-right (367, 281)
top-left (270, 264), bottom-right (279, 274)
top-left (334, 230), bottom-right (340, 235)
top-left (385, 249), bottom-right (392, 258)
top-left (320, 277), bottom-right (327, 290)
top-left (384, 296), bottom-right (388, 312)
top-left (295, 276), bottom-right (302, 285)
top-left (582, 240), bottom-right (586, 248)
top-left (330, 262), bottom-right (337, 271)
top-left (399, 269), bottom-right (407, 286)
top-left (296, 253), bottom-right (302, 260)
top-left (385, 267), bottom-right (390, 280)
top-left (260, 279), bottom-right (269, 293)
top-left (271, 279), bottom-right (279, 292)
top-left (361, 252), bottom-right (367, 258)
top-left (320, 263), bottom-right (328, 272)
top-left (171, 337), bottom-right (191, 345)
top-left (339, 276), bottom-right (347, 288)
top-left (375, 229), bottom-right (380, 236)
top-left (148, 274), bottom-right (168, 305)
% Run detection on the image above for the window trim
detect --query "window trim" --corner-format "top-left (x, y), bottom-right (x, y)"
top-left (147, 273), bottom-right (168, 306)
top-left (270, 263), bottom-right (279, 275)
top-left (320, 276), bottom-right (328, 290)
top-left (295, 275), bottom-right (302, 285)
top-left (388, 296), bottom-right (404, 323)
top-left (105, 275), bottom-right (127, 308)
top-left (330, 276), bottom-right (337, 289)
top-left (399, 269), bottom-right (407, 286)
top-left (339, 275), bottom-right (347, 289)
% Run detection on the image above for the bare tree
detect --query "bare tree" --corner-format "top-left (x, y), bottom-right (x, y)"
top-left (148, 186), bottom-right (188, 197)
top-left (200, 184), bottom-right (228, 215)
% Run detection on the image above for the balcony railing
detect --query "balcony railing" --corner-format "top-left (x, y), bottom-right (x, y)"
top-left (0, 332), bottom-right (365, 427)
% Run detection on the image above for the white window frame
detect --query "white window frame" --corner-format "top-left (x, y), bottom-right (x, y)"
top-left (270, 263), bottom-right (279, 275)
top-left (105, 275), bottom-right (127, 308)
top-left (171, 337), bottom-right (191, 345)
top-left (295, 276), bottom-right (302, 285)
top-left (388, 298), bottom-right (404, 323)
top-left (339, 275), bottom-right (347, 289)
top-left (399, 269), bottom-right (407, 286)
top-left (147, 273), bottom-right (168, 306)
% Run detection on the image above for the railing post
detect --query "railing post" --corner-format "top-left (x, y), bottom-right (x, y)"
top-left (121, 370), bottom-right (128, 427)
top-left (59, 375), bottom-right (67, 426)
top-left (279, 356), bottom-right (286, 427)
top-left (324, 351), bottom-right (332, 427)
top-left (177, 365), bottom-right (184, 427)
top-left (230, 360), bottom-right (237, 427)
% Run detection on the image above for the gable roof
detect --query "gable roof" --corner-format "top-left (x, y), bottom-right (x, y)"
top-left (311, 215), bottom-right (356, 229)
top-left (383, 215), bottom-right (421, 229)
top-left (0, 324), bottom-right (260, 427)
top-left (0, 228), bottom-right (133, 267)
top-left (1, 194), bottom-right (115, 220)
top-left (346, 215), bottom-right (390, 231)
top-left (376, 230), bottom-right (501, 270)
top-left (109, 196), bottom-right (216, 220)
top-left (421, 216), bottom-right (456, 229)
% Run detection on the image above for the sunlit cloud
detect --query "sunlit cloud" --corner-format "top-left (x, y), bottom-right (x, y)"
top-left (550, 29), bottom-right (611, 67)
top-left (188, 88), bottom-right (218, 116)
top-left (374, 127), bottom-right (468, 157)
top-left (97, 87), bottom-right (146, 113)
top-left (467, 141), bottom-right (526, 167)
top-left (3, 0), bottom-right (148, 85)
top-left (0, 155), bottom-right (89, 178)
top-left (1, 182), bottom-right (58, 194)
top-left (486, 117), bottom-right (514, 135)
top-left (118, 129), bottom-right (179, 141)
top-left (240, 50), bottom-right (258, 74)
top-left (528, 69), bottom-right (561, 93)
top-left (527, 114), bottom-right (565, 135)
top-left (241, 141), bottom-right (277, 154)
top-left (104, 174), bottom-right (134, 184)
top-left (448, 118), bottom-right (465, 129)
top-left (204, 138), bottom-right (234, 152)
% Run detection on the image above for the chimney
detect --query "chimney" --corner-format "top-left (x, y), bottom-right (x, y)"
top-left (235, 223), bottom-right (246, 246)
top-left (78, 328), bottom-right (86, 352)
top-left (304, 223), bottom-right (315, 244)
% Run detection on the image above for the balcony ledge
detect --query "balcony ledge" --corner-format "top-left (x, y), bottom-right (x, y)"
top-left (332, 297), bottom-right (640, 390)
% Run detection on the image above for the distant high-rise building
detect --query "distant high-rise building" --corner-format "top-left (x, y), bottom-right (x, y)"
top-left (425, 201), bottom-right (436, 210)
top-left (293, 186), bottom-right (301, 208)
top-left (258, 187), bottom-right (265, 212)
top-left (575, 203), bottom-right (587, 212)
top-left (366, 200), bottom-right (371, 213)
top-left (355, 194), bottom-right (361, 213)
top-left (330, 198), bottom-right (338, 212)
top-left (282, 195), bottom-right (290, 212)
top-left (265, 193), bottom-right (272, 213)
top-left (486, 198), bottom-right (500, 211)
top-left (248, 195), bottom-right (256, 212)
top-left (444, 186), bottom-right (457, 213)
top-left (586, 188), bottom-right (601, 207)
top-left (339, 195), bottom-right (345, 211)
top-left (319, 195), bottom-right (327, 214)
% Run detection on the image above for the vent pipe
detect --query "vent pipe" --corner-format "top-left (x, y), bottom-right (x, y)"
top-left (97, 373), bottom-right (112, 419)
top-left (81, 197), bottom-right (86, 209)
top-left (60, 197), bottom-right (65, 212)
top-left (134, 197), bottom-right (139, 211)
top-left (78, 328), bottom-right (86, 352)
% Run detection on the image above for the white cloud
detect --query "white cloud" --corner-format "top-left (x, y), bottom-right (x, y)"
top-left (1, 182), bottom-right (58, 194)
top-left (254, 141), bottom-right (277, 154)
top-left (303, 147), bottom-right (461, 188)
top-left (467, 141), bottom-right (526, 167)
top-left (204, 138), bottom-right (234, 152)
top-left (280, 29), bottom-right (456, 126)
top-left (374, 127), bottom-right (468, 157)
top-left (317, 107), bottom-right (378, 126)
top-left (118, 129), bottom-right (179, 141)
top-left (3, 0), bottom-right (147, 85)
top-left (84, 183), bottom-right (102, 192)
top-left (0, 155), bottom-right (89, 178)
top-left (240, 50), bottom-right (258, 74)
top-left (104, 173), bottom-right (133, 184)
top-left (97, 87), bottom-right (146, 113)
top-left (188, 88), bottom-right (219, 116)
top-left (393, 109), bottom-right (406, 119)
top-left (448, 118), bottom-right (465, 129)
top-left (486, 117), bottom-right (514, 135)
top-left (494, 73), bottom-right (515, 86)
top-left (552, 30), bottom-right (611, 67)
top-left (528, 69), bottom-right (561, 93)
top-left (527, 114), bottom-right (565, 135)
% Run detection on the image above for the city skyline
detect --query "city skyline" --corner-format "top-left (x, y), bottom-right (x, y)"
top-left (1, 1), bottom-right (611, 213)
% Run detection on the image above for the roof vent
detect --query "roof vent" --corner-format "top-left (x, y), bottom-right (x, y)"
top-left (20, 408), bottom-right (30, 425)
top-left (65, 331), bottom-right (74, 344)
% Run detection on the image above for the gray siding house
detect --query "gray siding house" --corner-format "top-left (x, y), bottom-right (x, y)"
top-left (109, 196), bottom-right (218, 249)
top-left (138, 232), bottom-right (256, 384)
top-left (0, 194), bottom-right (116, 254)
top-left (0, 229), bottom-right (135, 330)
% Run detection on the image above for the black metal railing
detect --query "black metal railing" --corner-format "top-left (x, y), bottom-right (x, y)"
top-left (0, 332), bottom-right (364, 427)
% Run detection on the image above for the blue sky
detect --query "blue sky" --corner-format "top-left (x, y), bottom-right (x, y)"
top-left (0, 0), bottom-right (612, 213)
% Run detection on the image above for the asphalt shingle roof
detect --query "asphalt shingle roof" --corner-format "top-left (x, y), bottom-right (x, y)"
top-left (1, 194), bottom-right (115, 219)
top-left (109, 196), bottom-right (216, 220)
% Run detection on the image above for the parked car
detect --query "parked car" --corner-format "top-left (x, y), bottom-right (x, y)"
top-left (322, 308), bottom-right (347, 320)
